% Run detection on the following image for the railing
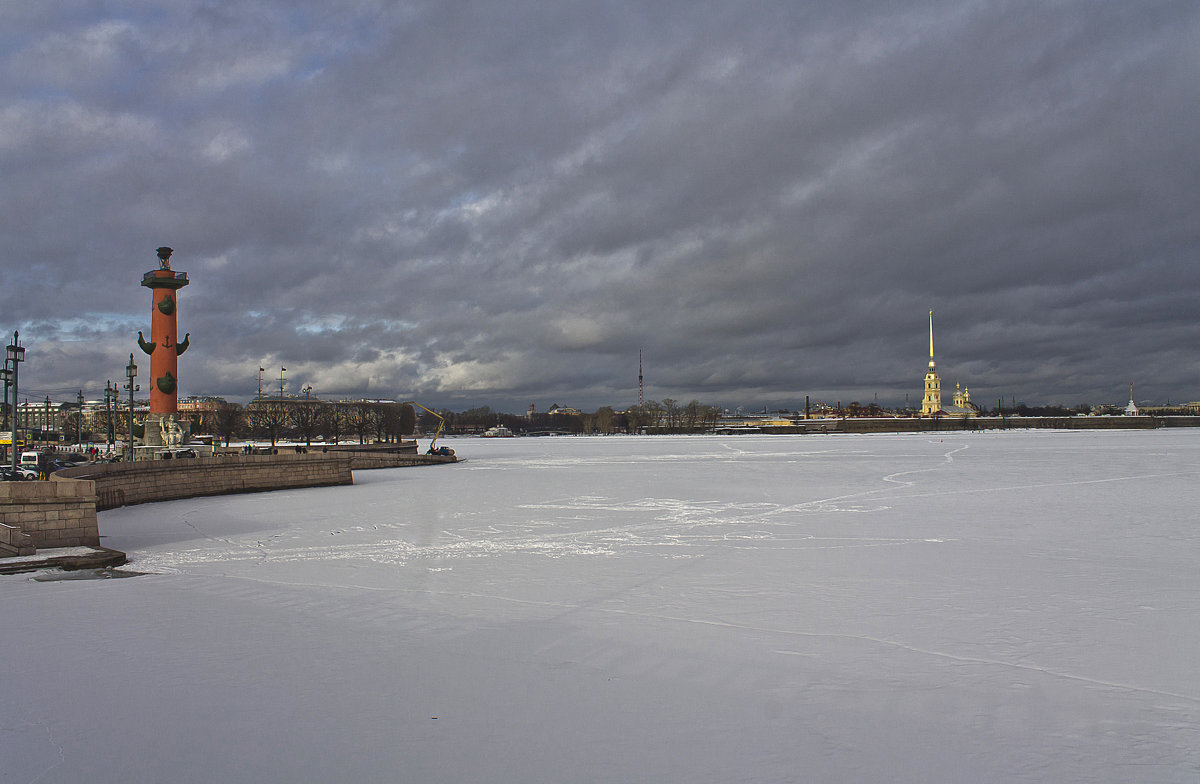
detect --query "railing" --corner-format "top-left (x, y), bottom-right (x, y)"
top-left (142, 270), bottom-right (188, 284)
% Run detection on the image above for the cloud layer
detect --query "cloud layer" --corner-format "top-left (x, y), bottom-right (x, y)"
top-left (4, 0), bottom-right (1199, 410)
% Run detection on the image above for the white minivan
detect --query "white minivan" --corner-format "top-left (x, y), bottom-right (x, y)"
top-left (19, 451), bottom-right (41, 469)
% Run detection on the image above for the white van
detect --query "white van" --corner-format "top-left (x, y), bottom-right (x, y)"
top-left (19, 451), bottom-right (41, 469)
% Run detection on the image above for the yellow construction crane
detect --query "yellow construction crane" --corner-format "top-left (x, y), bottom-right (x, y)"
top-left (401, 402), bottom-right (454, 456)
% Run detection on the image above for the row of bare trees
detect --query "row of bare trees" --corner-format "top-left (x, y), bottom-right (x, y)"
top-left (190, 397), bottom-right (729, 445)
top-left (624, 399), bottom-right (721, 433)
top-left (429, 399), bottom-right (722, 435)
top-left (206, 401), bottom-right (416, 447)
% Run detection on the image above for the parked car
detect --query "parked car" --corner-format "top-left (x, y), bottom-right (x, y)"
top-left (1, 466), bottom-right (37, 481)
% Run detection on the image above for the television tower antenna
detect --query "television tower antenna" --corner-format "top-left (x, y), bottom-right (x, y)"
top-left (638, 349), bottom-right (644, 406)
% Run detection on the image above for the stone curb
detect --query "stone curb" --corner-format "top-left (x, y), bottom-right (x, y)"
top-left (0, 546), bottom-right (128, 575)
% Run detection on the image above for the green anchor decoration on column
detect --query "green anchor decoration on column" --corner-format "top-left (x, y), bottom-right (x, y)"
top-left (137, 331), bottom-right (156, 354)
top-left (156, 371), bottom-right (177, 394)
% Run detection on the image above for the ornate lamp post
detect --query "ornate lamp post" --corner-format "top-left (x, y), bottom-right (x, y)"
top-left (125, 353), bottom-right (138, 461)
top-left (0, 367), bottom-right (9, 434)
top-left (7, 331), bottom-right (25, 473)
top-left (105, 380), bottom-right (116, 452)
top-left (1, 363), bottom-right (10, 433)
top-left (76, 389), bottom-right (84, 448)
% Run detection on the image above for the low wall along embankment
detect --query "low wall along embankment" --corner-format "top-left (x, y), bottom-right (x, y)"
top-left (56, 447), bottom-right (458, 511)
top-left (0, 477), bottom-right (99, 554)
top-left (57, 452), bottom-right (356, 511)
top-left (2, 445), bottom-right (457, 560)
top-left (791, 415), bottom-right (1195, 434)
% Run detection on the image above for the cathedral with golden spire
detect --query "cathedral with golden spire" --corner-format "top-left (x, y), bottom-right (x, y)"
top-left (920, 310), bottom-right (942, 416)
top-left (920, 310), bottom-right (977, 418)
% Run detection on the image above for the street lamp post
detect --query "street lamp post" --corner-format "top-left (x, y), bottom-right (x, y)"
top-left (7, 331), bottom-right (25, 474)
top-left (76, 389), bottom-right (84, 448)
top-left (1, 362), bottom-right (10, 433)
top-left (105, 380), bottom-right (116, 453)
top-left (125, 353), bottom-right (138, 461)
top-left (279, 367), bottom-right (286, 400)
top-left (302, 385), bottom-right (314, 447)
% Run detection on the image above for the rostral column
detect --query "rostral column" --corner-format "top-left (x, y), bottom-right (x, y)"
top-left (138, 247), bottom-right (190, 415)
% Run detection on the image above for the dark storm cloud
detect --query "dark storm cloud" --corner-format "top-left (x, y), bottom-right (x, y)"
top-left (3, 0), bottom-right (1198, 410)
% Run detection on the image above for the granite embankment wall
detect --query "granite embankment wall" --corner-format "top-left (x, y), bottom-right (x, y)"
top-left (783, 415), bottom-right (1200, 434)
top-left (343, 452), bottom-right (458, 470)
top-left (0, 478), bottom-right (99, 553)
top-left (0, 523), bottom-right (35, 556)
top-left (1, 446), bottom-right (456, 557)
top-left (56, 452), bottom-right (356, 511)
top-left (52, 448), bottom-right (457, 512)
top-left (322, 442), bottom-right (450, 470)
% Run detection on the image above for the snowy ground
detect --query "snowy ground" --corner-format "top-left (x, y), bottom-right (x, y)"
top-left (3, 430), bottom-right (1198, 783)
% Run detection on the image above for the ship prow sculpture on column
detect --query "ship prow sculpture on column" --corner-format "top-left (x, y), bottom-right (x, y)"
top-left (137, 246), bottom-right (192, 451)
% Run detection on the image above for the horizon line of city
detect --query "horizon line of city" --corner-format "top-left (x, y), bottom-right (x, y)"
top-left (9, 390), bottom-right (1200, 420)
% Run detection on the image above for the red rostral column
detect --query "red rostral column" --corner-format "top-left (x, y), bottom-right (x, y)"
top-left (138, 247), bottom-right (190, 414)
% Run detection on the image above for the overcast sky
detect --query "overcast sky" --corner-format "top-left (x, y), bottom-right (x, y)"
top-left (3, 0), bottom-right (1198, 411)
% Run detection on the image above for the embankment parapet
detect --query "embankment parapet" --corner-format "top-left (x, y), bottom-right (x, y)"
top-left (56, 452), bottom-right (355, 511)
top-left (0, 477), bottom-right (99, 550)
top-left (3, 447), bottom-right (457, 560)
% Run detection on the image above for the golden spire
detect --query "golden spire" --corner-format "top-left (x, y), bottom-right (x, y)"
top-left (928, 310), bottom-right (935, 369)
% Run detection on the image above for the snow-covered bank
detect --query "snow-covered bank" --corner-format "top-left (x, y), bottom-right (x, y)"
top-left (4, 431), bottom-right (1198, 782)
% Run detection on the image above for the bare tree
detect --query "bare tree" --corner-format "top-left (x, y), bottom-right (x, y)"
top-left (213, 402), bottom-right (245, 447)
top-left (373, 402), bottom-right (394, 443)
top-left (662, 398), bottom-right (682, 431)
top-left (371, 402), bottom-right (416, 442)
top-left (625, 400), bottom-right (664, 432)
top-left (324, 402), bottom-right (345, 444)
top-left (417, 409), bottom-right (441, 434)
top-left (344, 402), bottom-right (374, 444)
top-left (398, 403), bottom-right (416, 438)
top-left (248, 400), bottom-right (288, 447)
top-left (290, 400), bottom-right (323, 447)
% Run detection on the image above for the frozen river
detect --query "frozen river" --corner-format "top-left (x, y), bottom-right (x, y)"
top-left (4, 430), bottom-right (1199, 782)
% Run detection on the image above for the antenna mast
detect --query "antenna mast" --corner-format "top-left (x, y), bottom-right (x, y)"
top-left (638, 349), bottom-right (644, 406)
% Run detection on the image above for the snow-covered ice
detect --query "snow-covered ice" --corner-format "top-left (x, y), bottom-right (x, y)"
top-left (3, 430), bottom-right (1198, 782)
